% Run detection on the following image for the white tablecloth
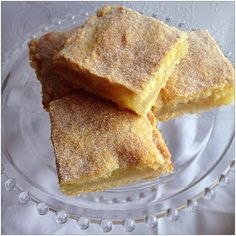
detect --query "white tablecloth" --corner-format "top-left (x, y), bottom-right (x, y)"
top-left (2, 2), bottom-right (235, 234)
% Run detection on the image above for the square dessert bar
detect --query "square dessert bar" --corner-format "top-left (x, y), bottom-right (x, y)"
top-left (49, 91), bottom-right (172, 195)
top-left (153, 30), bottom-right (234, 121)
top-left (54, 5), bottom-right (189, 115)
top-left (29, 32), bottom-right (76, 109)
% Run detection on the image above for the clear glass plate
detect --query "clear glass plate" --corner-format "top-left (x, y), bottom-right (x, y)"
top-left (2, 3), bottom-right (235, 231)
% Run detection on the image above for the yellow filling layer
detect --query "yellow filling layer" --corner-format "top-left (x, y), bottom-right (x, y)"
top-left (155, 85), bottom-right (234, 121)
top-left (60, 167), bottom-right (162, 196)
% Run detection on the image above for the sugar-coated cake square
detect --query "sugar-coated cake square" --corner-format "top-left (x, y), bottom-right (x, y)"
top-left (54, 5), bottom-right (188, 115)
top-left (153, 30), bottom-right (234, 121)
top-left (49, 91), bottom-right (172, 195)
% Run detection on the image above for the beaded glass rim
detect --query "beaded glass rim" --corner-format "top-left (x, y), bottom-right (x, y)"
top-left (2, 9), bottom-right (235, 232)
top-left (2, 161), bottom-right (235, 232)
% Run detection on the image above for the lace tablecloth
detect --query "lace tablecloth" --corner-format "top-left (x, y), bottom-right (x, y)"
top-left (2, 2), bottom-right (235, 234)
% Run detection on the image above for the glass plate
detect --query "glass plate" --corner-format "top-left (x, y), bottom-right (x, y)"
top-left (2, 2), bottom-right (235, 231)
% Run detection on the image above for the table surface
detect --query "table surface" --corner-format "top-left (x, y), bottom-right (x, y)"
top-left (2, 1), bottom-right (235, 234)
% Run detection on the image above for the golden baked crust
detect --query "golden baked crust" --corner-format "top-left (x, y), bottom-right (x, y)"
top-left (153, 30), bottom-right (234, 120)
top-left (54, 5), bottom-right (188, 115)
top-left (49, 91), bottom-right (172, 195)
top-left (29, 32), bottom-right (67, 78)
top-left (28, 31), bottom-right (76, 109)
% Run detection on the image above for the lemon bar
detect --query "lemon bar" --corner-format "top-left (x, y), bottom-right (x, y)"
top-left (49, 91), bottom-right (172, 195)
top-left (153, 30), bottom-right (234, 121)
top-left (54, 5), bottom-right (189, 115)
top-left (29, 32), bottom-right (75, 109)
